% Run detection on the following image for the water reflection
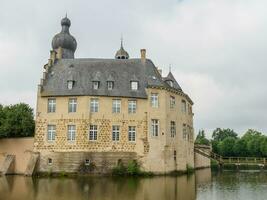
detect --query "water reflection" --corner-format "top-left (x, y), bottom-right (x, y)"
top-left (2, 169), bottom-right (267, 200)
top-left (0, 174), bottom-right (197, 200)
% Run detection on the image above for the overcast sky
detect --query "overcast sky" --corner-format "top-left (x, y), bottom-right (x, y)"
top-left (0, 0), bottom-right (266, 137)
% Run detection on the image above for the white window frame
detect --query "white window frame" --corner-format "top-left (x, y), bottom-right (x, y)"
top-left (131, 81), bottom-right (138, 90)
top-left (151, 119), bottom-right (159, 137)
top-left (107, 81), bottom-right (114, 90)
top-left (128, 100), bottom-right (137, 114)
top-left (170, 96), bottom-right (175, 109)
top-left (67, 80), bottom-right (74, 90)
top-left (68, 98), bottom-right (77, 113)
top-left (47, 125), bottom-right (56, 141)
top-left (90, 98), bottom-right (99, 113)
top-left (168, 80), bottom-right (173, 87)
top-left (93, 81), bottom-right (100, 90)
top-left (128, 126), bottom-right (136, 142)
top-left (48, 98), bottom-right (56, 113)
top-left (170, 121), bottom-right (176, 137)
top-left (112, 125), bottom-right (120, 142)
top-left (151, 93), bottom-right (159, 108)
top-left (67, 125), bottom-right (76, 141)
top-left (112, 99), bottom-right (121, 113)
top-left (89, 125), bottom-right (98, 141)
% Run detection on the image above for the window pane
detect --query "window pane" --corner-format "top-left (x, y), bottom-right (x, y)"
top-left (107, 81), bottom-right (114, 90)
top-left (128, 126), bottom-right (136, 142)
top-left (131, 81), bottom-right (138, 90)
top-left (90, 98), bottom-right (99, 113)
top-left (69, 98), bottom-right (77, 113)
top-left (112, 125), bottom-right (120, 141)
top-left (151, 93), bottom-right (158, 108)
top-left (89, 125), bottom-right (98, 141)
top-left (112, 99), bottom-right (121, 113)
top-left (67, 125), bottom-right (76, 141)
top-left (128, 100), bottom-right (136, 113)
top-left (93, 81), bottom-right (99, 90)
top-left (48, 99), bottom-right (56, 113)
top-left (47, 125), bottom-right (56, 141)
top-left (151, 119), bottom-right (159, 136)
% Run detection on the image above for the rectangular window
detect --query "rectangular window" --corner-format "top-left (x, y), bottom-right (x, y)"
top-left (170, 121), bottom-right (176, 137)
top-left (67, 125), bottom-right (76, 141)
top-left (112, 125), bottom-right (120, 141)
top-left (90, 98), bottom-right (99, 113)
top-left (93, 81), bottom-right (100, 90)
top-left (89, 125), bottom-right (98, 141)
top-left (128, 126), bottom-right (136, 142)
top-left (107, 81), bottom-right (114, 90)
top-left (68, 98), bottom-right (77, 113)
top-left (183, 124), bottom-right (187, 140)
top-left (112, 99), bottom-right (121, 113)
top-left (131, 81), bottom-right (138, 90)
top-left (170, 96), bottom-right (175, 109)
top-left (47, 125), bottom-right (56, 141)
top-left (47, 98), bottom-right (56, 113)
top-left (128, 100), bottom-right (137, 113)
top-left (67, 81), bottom-right (74, 90)
top-left (151, 93), bottom-right (159, 108)
top-left (181, 100), bottom-right (186, 113)
top-left (151, 119), bottom-right (159, 137)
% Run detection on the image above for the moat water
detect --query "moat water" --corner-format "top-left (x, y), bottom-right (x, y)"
top-left (1, 169), bottom-right (267, 200)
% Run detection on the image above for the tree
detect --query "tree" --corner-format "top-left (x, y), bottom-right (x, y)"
top-left (195, 129), bottom-right (210, 145)
top-left (212, 128), bottom-right (238, 142)
top-left (0, 103), bottom-right (35, 138)
top-left (218, 137), bottom-right (236, 157)
top-left (233, 138), bottom-right (247, 157)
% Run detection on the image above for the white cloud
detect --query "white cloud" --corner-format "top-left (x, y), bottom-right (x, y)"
top-left (0, 0), bottom-right (266, 135)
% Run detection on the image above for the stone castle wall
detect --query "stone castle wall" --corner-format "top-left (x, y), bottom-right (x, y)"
top-left (0, 138), bottom-right (34, 174)
top-left (34, 88), bottom-right (194, 173)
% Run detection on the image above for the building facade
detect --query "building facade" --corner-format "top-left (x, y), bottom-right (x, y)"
top-left (33, 16), bottom-right (194, 174)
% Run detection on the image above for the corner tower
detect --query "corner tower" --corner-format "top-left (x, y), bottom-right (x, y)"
top-left (51, 16), bottom-right (77, 59)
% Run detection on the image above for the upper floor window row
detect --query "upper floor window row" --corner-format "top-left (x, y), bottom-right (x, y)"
top-left (88, 81), bottom-right (139, 91)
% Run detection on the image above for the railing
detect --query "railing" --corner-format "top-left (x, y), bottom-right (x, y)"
top-left (194, 145), bottom-right (267, 166)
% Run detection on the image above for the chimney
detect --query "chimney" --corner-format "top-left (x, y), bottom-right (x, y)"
top-left (56, 47), bottom-right (63, 59)
top-left (140, 49), bottom-right (146, 61)
top-left (50, 50), bottom-right (57, 64)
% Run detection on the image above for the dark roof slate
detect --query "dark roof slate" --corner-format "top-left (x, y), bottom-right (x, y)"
top-left (163, 72), bottom-right (183, 91)
top-left (41, 58), bottom-right (173, 98)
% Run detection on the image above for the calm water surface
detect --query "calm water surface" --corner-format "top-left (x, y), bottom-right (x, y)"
top-left (1, 169), bottom-right (267, 200)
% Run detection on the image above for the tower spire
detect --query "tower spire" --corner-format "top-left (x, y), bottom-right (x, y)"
top-left (120, 34), bottom-right (123, 48)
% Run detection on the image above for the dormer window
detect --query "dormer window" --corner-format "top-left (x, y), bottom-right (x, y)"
top-left (93, 81), bottom-right (100, 90)
top-left (131, 81), bottom-right (138, 90)
top-left (168, 80), bottom-right (173, 87)
top-left (67, 81), bottom-right (74, 90)
top-left (107, 81), bottom-right (114, 90)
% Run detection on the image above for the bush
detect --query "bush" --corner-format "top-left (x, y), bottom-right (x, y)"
top-left (126, 160), bottom-right (140, 175)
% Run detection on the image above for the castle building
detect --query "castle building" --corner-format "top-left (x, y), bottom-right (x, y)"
top-left (34, 16), bottom-right (194, 174)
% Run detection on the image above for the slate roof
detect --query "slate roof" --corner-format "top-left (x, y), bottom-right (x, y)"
top-left (41, 58), bottom-right (178, 99)
top-left (163, 72), bottom-right (183, 91)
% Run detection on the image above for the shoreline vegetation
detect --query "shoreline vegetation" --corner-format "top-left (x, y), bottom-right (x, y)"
top-left (195, 128), bottom-right (267, 158)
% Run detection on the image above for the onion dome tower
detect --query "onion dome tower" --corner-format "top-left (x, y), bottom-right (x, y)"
top-left (51, 15), bottom-right (77, 59)
top-left (115, 38), bottom-right (129, 59)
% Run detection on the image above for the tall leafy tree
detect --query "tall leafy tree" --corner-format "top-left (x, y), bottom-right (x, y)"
top-left (0, 103), bottom-right (35, 138)
top-left (195, 129), bottom-right (210, 145)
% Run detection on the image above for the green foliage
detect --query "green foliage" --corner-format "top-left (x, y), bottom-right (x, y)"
top-left (186, 164), bottom-right (194, 174)
top-left (112, 162), bottom-right (127, 176)
top-left (0, 103), bottom-right (35, 138)
top-left (212, 128), bottom-right (238, 142)
top-left (195, 130), bottom-right (210, 145)
top-left (126, 160), bottom-right (141, 175)
top-left (218, 137), bottom-right (236, 156)
top-left (112, 160), bottom-right (152, 176)
top-left (211, 128), bottom-right (267, 157)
